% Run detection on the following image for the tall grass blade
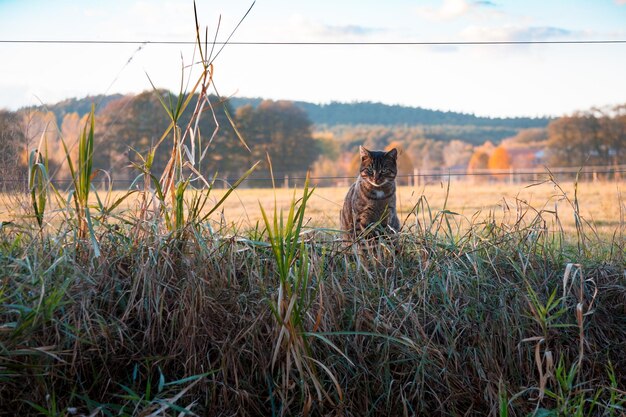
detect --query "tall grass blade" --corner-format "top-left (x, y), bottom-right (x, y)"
top-left (28, 150), bottom-right (48, 229)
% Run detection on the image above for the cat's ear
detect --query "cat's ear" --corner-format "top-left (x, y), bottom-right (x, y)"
top-left (359, 146), bottom-right (371, 159)
top-left (386, 148), bottom-right (398, 160)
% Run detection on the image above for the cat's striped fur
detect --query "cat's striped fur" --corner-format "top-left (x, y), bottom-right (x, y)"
top-left (340, 146), bottom-right (400, 237)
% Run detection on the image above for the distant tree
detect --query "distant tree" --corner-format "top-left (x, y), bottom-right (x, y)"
top-left (474, 140), bottom-right (495, 155)
top-left (402, 138), bottom-right (437, 171)
top-left (611, 105), bottom-right (626, 164)
top-left (487, 146), bottom-right (512, 181)
top-left (236, 100), bottom-right (319, 176)
top-left (178, 96), bottom-right (244, 179)
top-left (467, 150), bottom-right (489, 172)
top-left (313, 131), bottom-right (340, 161)
top-left (311, 156), bottom-right (349, 186)
top-left (488, 146), bottom-right (512, 170)
top-left (347, 151), bottom-right (362, 176)
top-left (363, 126), bottom-right (395, 150)
top-left (95, 91), bottom-right (241, 181)
top-left (593, 104), bottom-right (626, 166)
top-left (385, 141), bottom-right (413, 185)
top-left (56, 112), bottom-right (85, 179)
top-left (256, 99), bottom-right (551, 130)
top-left (505, 128), bottom-right (548, 145)
top-left (97, 91), bottom-right (170, 179)
top-left (442, 140), bottom-right (474, 168)
top-left (546, 112), bottom-right (611, 167)
top-left (466, 150), bottom-right (490, 183)
top-left (415, 140), bottom-right (444, 171)
top-left (19, 110), bottom-right (62, 178)
top-left (0, 110), bottom-right (27, 189)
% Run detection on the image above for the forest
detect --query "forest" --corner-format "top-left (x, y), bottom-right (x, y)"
top-left (1, 92), bottom-right (625, 188)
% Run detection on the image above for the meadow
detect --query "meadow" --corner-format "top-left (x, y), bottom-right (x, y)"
top-left (3, 178), bottom-right (624, 239)
top-left (1, 172), bottom-right (625, 416)
top-left (207, 179), bottom-right (626, 238)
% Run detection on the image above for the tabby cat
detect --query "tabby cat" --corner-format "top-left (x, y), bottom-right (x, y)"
top-left (340, 146), bottom-right (400, 237)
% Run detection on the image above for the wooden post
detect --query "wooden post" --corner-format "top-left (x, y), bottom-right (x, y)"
top-left (284, 174), bottom-right (289, 189)
top-left (413, 168), bottom-right (418, 187)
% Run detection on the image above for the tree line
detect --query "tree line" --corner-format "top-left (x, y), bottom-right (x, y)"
top-left (1, 93), bottom-right (320, 186)
top-left (1, 93), bottom-right (625, 190)
top-left (546, 105), bottom-right (626, 166)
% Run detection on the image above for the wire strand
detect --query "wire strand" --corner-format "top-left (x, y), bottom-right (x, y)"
top-left (2, 39), bottom-right (626, 46)
top-left (1, 169), bottom-right (625, 184)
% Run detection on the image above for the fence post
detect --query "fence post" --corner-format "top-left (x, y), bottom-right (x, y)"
top-left (284, 175), bottom-right (289, 189)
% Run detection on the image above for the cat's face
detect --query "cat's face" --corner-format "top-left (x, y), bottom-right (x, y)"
top-left (359, 146), bottom-right (398, 187)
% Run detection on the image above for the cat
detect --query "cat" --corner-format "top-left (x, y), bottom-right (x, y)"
top-left (340, 146), bottom-right (401, 238)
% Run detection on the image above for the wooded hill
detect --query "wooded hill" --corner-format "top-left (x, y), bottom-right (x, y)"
top-left (228, 97), bottom-right (551, 129)
top-left (32, 94), bottom-right (551, 146)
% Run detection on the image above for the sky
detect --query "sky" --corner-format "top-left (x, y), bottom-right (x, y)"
top-left (0, 0), bottom-right (625, 118)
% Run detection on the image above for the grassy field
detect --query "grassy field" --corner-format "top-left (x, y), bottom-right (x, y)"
top-left (1, 174), bottom-right (625, 416)
top-left (206, 180), bottom-right (626, 235)
top-left (4, 178), bottom-right (622, 235)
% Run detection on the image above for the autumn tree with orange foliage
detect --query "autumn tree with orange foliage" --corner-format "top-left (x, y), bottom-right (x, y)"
top-left (466, 150), bottom-right (490, 183)
top-left (487, 146), bottom-right (512, 181)
top-left (488, 146), bottom-right (512, 170)
top-left (467, 151), bottom-right (489, 172)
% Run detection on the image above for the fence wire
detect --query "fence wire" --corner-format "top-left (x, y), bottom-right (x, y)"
top-left (1, 166), bottom-right (625, 192)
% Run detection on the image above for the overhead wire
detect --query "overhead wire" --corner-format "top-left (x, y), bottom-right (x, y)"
top-left (2, 39), bottom-right (626, 46)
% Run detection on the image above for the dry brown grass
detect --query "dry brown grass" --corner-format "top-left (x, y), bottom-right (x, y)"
top-left (2, 179), bottom-right (624, 238)
top-left (199, 179), bottom-right (626, 237)
top-left (2, 175), bottom-right (625, 416)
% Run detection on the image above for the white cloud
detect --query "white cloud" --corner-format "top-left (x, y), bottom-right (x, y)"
top-left (460, 25), bottom-right (574, 42)
top-left (415, 0), bottom-right (500, 21)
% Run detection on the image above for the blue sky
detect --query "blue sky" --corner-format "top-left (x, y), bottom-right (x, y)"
top-left (1, 0), bottom-right (625, 117)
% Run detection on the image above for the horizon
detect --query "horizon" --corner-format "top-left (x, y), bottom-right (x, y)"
top-left (1, 0), bottom-right (626, 118)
